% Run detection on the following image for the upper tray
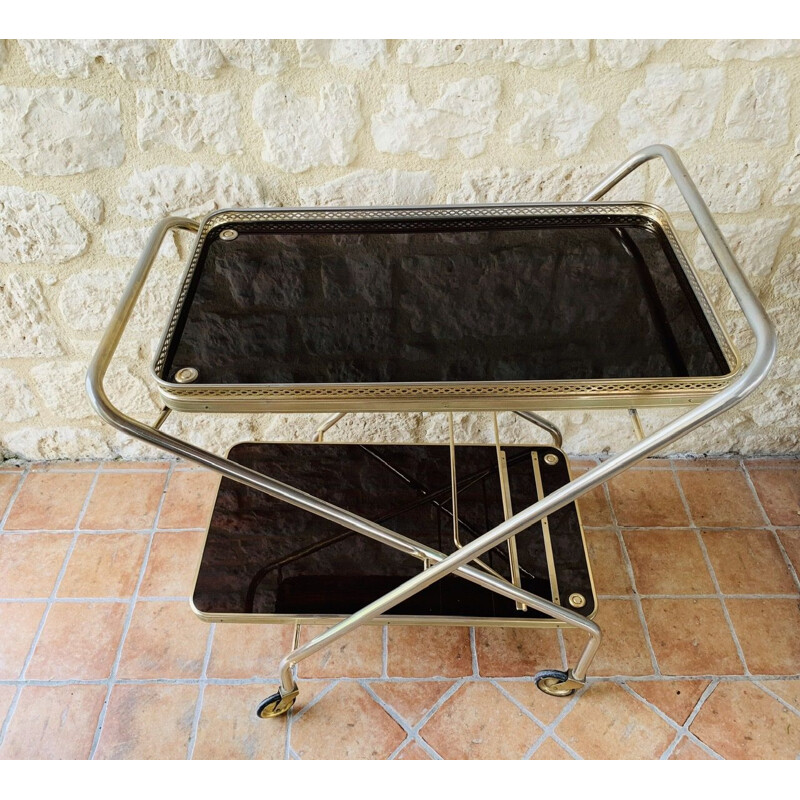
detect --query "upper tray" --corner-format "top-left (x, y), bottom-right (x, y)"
top-left (153, 203), bottom-right (739, 412)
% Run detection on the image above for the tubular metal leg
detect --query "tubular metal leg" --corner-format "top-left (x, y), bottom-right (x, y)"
top-left (313, 412), bottom-right (347, 442)
top-left (513, 411), bottom-right (563, 448)
top-left (87, 144), bottom-right (777, 719)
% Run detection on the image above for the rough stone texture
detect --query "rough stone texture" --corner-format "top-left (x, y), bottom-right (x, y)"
top-left (117, 163), bottom-right (264, 220)
top-left (136, 89), bottom-right (242, 155)
top-left (509, 80), bottom-right (602, 157)
top-left (299, 170), bottom-right (436, 206)
top-left (372, 77), bottom-right (500, 159)
top-left (169, 40), bottom-right (225, 79)
top-left (773, 140), bottom-right (800, 206)
top-left (4, 427), bottom-right (116, 461)
top-left (102, 228), bottom-right (179, 260)
top-left (447, 164), bottom-right (647, 204)
top-left (0, 39), bottom-right (798, 460)
top-left (0, 369), bottom-right (38, 423)
top-left (297, 40), bottom-right (386, 69)
top-left (0, 187), bottom-right (87, 263)
top-left (168, 39), bottom-right (284, 79)
top-left (594, 40), bottom-right (668, 69)
top-left (253, 83), bottom-right (361, 172)
top-left (0, 87), bottom-right (124, 176)
top-left (0, 274), bottom-right (63, 358)
top-left (708, 40), bottom-right (800, 61)
top-left (725, 68), bottom-right (791, 147)
top-left (18, 39), bottom-right (158, 79)
top-left (72, 191), bottom-right (103, 224)
top-left (618, 64), bottom-right (724, 150)
top-left (396, 39), bottom-right (589, 68)
top-left (653, 161), bottom-right (769, 213)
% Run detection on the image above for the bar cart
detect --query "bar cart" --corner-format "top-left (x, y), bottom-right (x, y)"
top-left (87, 145), bottom-right (776, 719)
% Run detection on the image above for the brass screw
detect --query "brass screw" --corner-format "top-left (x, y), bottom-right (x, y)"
top-left (219, 229), bottom-right (238, 241)
top-left (568, 593), bottom-right (586, 608)
top-left (175, 367), bottom-right (199, 383)
top-left (544, 453), bottom-right (559, 465)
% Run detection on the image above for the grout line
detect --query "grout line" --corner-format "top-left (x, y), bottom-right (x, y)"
top-left (0, 464), bottom-right (103, 750)
top-left (88, 462), bottom-right (175, 759)
top-left (0, 464), bottom-right (30, 531)
top-left (469, 627), bottom-right (479, 676)
top-left (382, 625), bottom-right (388, 679)
top-left (607, 480), bottom-right (660, 676)
top-left (186, 622), bottom-right (215, 760)
top-left (741, 462), bottom-right (800, 595)
top-left (753, 680), bottom-right (800, 720)
top-left (1, 527), bottom-right (206, 536)
top-left (671, 461), bottom-right (750, 675)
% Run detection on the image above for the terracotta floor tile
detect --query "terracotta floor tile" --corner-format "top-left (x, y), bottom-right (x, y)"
top-left (297, 624), bottom-right (383, 679)
top-left (726, 599), bottom-right (800, 675)
top-left (30, 462), bottom-right (99, 472)
top-left (420, 682), bottom-right (541, 759)
top-left (0, 473), bottom-right (21, 520)
top-left (690, 681), bottom-right (800, 759)
top-left (0, 684), bottom-right (106, 759)
top-left (641, 599), bottom-right (743, 676)
top-left (0, 603), bottom-right (46, 679)
top-left (102, 461), bottom-right (170, 471)
top-left (570, 467), bottom-right (614, 527)
top-left (370, 681), bottom-right (454, 726)
top-left (673, 458), bottom-right (741, 470)
top-left (27, 602), bottom-right (127, 680)
top-left (0, 685), bottom-right (16, 725)
top-left (499, 681), bottom-right (576, 726)
top-left (623, 529), bottom-right (714, 595)
top-left (556, 682), bottom-right (675, 759)
top-left (475, 626), bottom-right (562, 677)
top-left (291, 682), bottom-right (406, 759)
top-left (0, 533), bottom-right (72, 598)
top-left (669, 737), bottom-right (714, 760)
top-left (564, 599), bottom-right (652, 676)
top-left (748, 468), bottom-right (800, 527)
top-left (158, 471), bottom-right (219, 530)
top-left (192, 684), bottom-right (286, 760)
top-left (745, 459), bottom-right (800, 469)
top-left (584, 529), bottom-right (631, 595)
top-left (94, 684), bottom-right (198, 760)
top-left (395, 741), bottom-right (431, 760)
top-left (291, 680), bottom-right (331, 714)
top-left (530, 738), bottom-right (573, 759)
top-left (81, 473), bottom-right (166, 531)
top-left (777, 529), bottom-right (800, 575)
top-left (759, 679), bottom-right (800, 711)
top-left (139, 531), bottom-right (205, 597)
top-left (628, 679), bottom-right (710, 725)
top-left (5, 473), bottom-right (95, 531)
top-left (207, 623), bottom-right (295, 679)
top-left (58, 533), bottom-right (148, 598)
top-left (117, 601), bottom-right (209, 679)
top-left (676, 470), bottom-right (765, 528)
top-left (702, 530), bottom-right (797, 594)
top-left (387, 626), bottom-right (472, 678)
top-left (607, 470), bottom-right (690, 527)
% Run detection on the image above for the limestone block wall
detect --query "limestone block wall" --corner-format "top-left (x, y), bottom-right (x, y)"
top-left (0, 39), bottom-right (798, 461)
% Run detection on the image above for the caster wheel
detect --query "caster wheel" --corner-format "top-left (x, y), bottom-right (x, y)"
top-left (535, 669), bottom-right (579, 697)
top-left (257, 687), bottom-right (298, 718)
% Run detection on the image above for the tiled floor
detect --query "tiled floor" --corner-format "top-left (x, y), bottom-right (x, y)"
top-left (0, 456), bottom-right (798, 760)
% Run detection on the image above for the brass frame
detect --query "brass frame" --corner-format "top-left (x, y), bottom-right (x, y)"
top-left (152, 201), bottom-right (741, 413)
top-left (190, 439), bottom-right (597, 629)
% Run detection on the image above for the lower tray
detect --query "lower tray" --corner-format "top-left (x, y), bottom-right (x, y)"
top-left (192, 443), bottom-right (596, 626)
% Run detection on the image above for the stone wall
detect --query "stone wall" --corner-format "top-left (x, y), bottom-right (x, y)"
top-left (0, 39), bottom-right (798, 461)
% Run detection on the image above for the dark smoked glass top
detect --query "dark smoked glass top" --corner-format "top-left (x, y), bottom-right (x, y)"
top-left (164, 215), bottom-right (729, 385)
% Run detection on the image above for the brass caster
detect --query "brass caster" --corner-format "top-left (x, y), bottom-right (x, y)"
top-left (534, 669), bottom-right (585, 698)
top-left (256, 685), bottom-right (299, 718)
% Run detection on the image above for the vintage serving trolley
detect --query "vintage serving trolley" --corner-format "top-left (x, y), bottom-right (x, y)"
top-left (88, 145), bottom-right (776, 718)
